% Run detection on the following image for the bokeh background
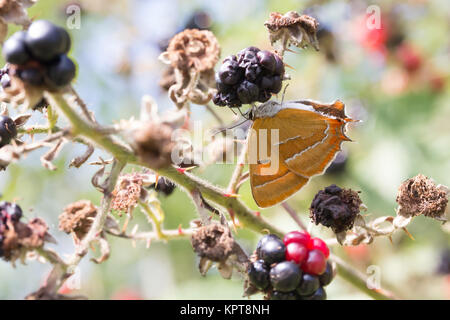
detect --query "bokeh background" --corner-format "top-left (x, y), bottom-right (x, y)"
top-left (0, 0), bottom-right (449, 299)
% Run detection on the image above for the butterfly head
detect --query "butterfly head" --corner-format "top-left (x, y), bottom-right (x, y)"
top-left (249, 100), bottom-right (282, 120)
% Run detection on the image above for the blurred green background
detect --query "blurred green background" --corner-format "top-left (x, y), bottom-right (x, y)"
top-left (0, 0), bottom-right (449, 299)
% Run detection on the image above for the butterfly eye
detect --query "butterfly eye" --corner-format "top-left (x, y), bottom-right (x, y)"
top-left (248, 109), bottom-right (254, 120)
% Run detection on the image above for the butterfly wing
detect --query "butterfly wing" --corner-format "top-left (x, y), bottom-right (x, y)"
top-left (249, 100), bottom-right (353, 208)
top-left (249, 117), bottom-right (309, 208)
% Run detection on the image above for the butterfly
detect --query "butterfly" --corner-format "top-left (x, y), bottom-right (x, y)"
top-left (247, 99), bottom-right (355, 208)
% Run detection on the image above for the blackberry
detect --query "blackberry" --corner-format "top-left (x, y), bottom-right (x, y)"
top-left (256, 234), bottom-right (280, 257)
top-left (270, 261), bottom-right (302, 292)
top-left (270, 291), bottom-right (298, 300)
top-left (25, 20), bottom-right (71, 62)
top-left (0, 115), bottom-right (17, 148)
top-left (248, 260), bottom-right (270, 290)
top-left (47, 55), bottom-right (76, 87)
top-left (319, 262), bottom-right (334, 286)
top-left (212, 47), bottom-right (285, 107)
top-left (297, 273), bottom-right (320, 296)
top-left (2, 31), bottom-right (30, 65)
top-left (304, 287), bottom-right (327, 300)
top-left (18, 68), bottom-right (44, 86)
top-left (257, 234), bottom-right (286, 265)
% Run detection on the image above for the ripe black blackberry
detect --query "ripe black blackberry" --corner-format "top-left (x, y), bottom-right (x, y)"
top-left (2, 20), bottom-right (76, 88)
top-left (0, 115), bottom-right (17, 148)
top-left (213, 47), bottom-right (285, 108)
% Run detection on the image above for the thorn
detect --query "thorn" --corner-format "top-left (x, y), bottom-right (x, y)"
top-left (284, 62), bottom-right (295, 70)
top-left (176, 166), bottom-right (196, 174)
top-left (388, 235), bottom-right (393, 244)
top-left (224, 192), bottom-right (239, 198)
top-left (228, 209), bottom-right (237, 232)
top-left (254, 211), bottom-right (261, 217)
top-left (178, 224), bottom-right (183, 235)
top-left (285, 48), bottom-right (299, 54)
top-left (154, 173), bottom-right (159, 188)
top-left (402, 227), bottom-right (415, 241)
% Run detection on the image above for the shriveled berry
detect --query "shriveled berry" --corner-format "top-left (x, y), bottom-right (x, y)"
top-left (258, 235), bottom-right (286, 265)
top-left (47, 55), bottom-right (76, 87)
top-left (257, 50), bottom-right (276, 73)
top-left (237, 80), bottom-right (259, 104)
top-left (248, 260), bottom-right (270, 290)
top-left (257, 90), bottom-right (271, 103)
top-left (285, 242), bottom-right (308, 265)
top-left (283, 231), bottom-right (310, 246)
top-left (302, 249), bottom-right (327, 275)
top-left (0, 115), bottom-right (17, 148)
top-left (297, 273), bottom-right (320, 296)
top-left (304, 286), bottom-right (327, 300)
top-left (270, 261), bottom-right (302, 292)
top-left (273, 54), bottom-right (285, 75)
top-left (244, 65), bottom-right (262, 82)
top-left (269, 75), bottom-right (282, 93)
top-left (271, 291), bottom-right (298, 300)
top-left (319, 262), bottom-right (334, 286)
top-left (218, 59), bottom-right (242, 85)
top-left (25, 20), bottom-right (71, 62)
top-left (0, 201), bottom-right (22, 222)
top-left (3, 31), bottom-right (30, 65)
top-left (308, 237), bottom-right (330, 258)
top-left (237, 48), bottom-right (259, 68)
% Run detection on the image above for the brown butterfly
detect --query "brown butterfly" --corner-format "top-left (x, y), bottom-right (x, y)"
top-left (247, 99), bottom-right (355, 208)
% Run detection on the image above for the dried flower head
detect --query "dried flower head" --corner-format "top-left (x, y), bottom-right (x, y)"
top-left (159, 29), bottom-right (220, 108)
top-left (0, 0), bottom-right (36, 43)
top-left (59, 200), bottom-right (97, 240)
top-left (111, 173), bottom-right (146, 214)
top-left (310, 184), bottom-right (363, 233)
top-left (165, 29), bottom-right (220, 73)
top-left (132, 121), bottom-right (175, 169)
top-left (396, 174), bottom-right (448, 221)
top-left (191, 222), bottom-right (234, 262)
top-left (264, 11), bottom-right (319, 56)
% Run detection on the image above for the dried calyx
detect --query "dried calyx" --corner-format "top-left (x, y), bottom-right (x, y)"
top-left (264, 11), bottom-right (319, 56)
top-left (159, 29), bottom-right (220, 108)
top-left (396, 174), bottom-right (448, 221)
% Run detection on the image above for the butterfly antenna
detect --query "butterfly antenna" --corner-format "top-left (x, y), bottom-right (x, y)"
top-left (212, 118), bottom-right (250, 136)
top-left (281, 83), bottom-right (290, 104)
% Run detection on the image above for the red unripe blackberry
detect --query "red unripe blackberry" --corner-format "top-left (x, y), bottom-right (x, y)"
top-left (302, 249), bottom-right (327, 276)
top-left (308, 237), bottom-right (330, 258)
top-left (283, 231), bottom-right (310, 247)
top-left (285, 242), bottom-right (308, 265)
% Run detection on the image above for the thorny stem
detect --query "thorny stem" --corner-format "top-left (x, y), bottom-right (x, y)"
top-left (105, 227), bottom-right (193, 242)
top-left (41, 89), bottom-right (396, 300)
top-left (139, 201), bottom-right (166, 240)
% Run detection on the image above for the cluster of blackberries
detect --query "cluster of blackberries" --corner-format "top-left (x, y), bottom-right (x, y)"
top-left (2, 20), bottom-right (75, 88)
top-left (0, 201), bottom-right (23, 257)
top-left (248, 231), bottom-right (334, 300)
top-left (0, 115), bottom-right (17, 148)
top-left (213, 47), bottom-right (285, 108)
